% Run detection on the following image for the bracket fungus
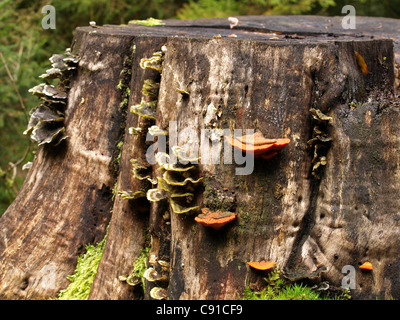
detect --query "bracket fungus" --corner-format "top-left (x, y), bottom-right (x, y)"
top-left (24, 104), bottom-right (68, 146)
top-left (153, 150), bottom-right (202, 215)
top-left (143, 267), bottom-right (168, 283)
top-left (128, 127), bottom-right (142, 135)
top-left (146, 188), bottom-right (167, 202)
top-left (118, 190), bottom-right (146, 200)
top-left (176, 88), bottom-right (190, 96)
top-left (130, 158), bottom-right (154, 183)
top-left (224, 131), bottom-right (290, 160)
top-left (172, 146), bottom-right (201, 164)
top-left (40, 49), bottom-right (79, 80)
top-left (148, 125), bottom-right (167, 136)
top-left (130, 100), bottom-right (157, 120)
top-left (195, 208), bottom-right (237, 230)
top-left (283, 264), bottom-right (328, 281)
top-left (228, 17), bottom-right (239, 29)
top-left (308, 108), bottom-right (332, 179)
top-left (355, 51), bottom-right (369, 75)
top-left (118, 274), bottom-right (141, 287)
top-left (246, 261), bottom-right (276, 271)
top-left (139, 46), bottom-right (166, 73)
top-left (150, 287), bottom-right (168, 300)
top-left (25, 48), bottom-right (79, 146)
top-left (359, 262), bottom-right (373, 271)
top-left (142, 79), bottom-right (160, 97)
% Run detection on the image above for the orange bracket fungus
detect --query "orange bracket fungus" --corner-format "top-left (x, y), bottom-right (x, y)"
top-left (359, 261), bottom-right (373, 271)
top-left (355, 51), bottom-right (369, 75)
top-left (224, 131), bottom-right (290, 160)
top-left (246, 261), bottom-right (276, 271)
top-left (195, 208), bottom-right (237, 230)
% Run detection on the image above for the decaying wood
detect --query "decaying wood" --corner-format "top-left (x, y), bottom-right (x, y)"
top-left (0, 16), bottom-right (399, 300)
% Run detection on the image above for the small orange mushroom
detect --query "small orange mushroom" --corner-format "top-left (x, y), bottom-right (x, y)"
top-left (224, 131), bottom-right (290, 160)
top-left (195, 208), bottom-right (237, 230)
top-left (359, 261), bottom-right (373, 271)
top-left (355, 52), bottom-right (369, 75)
top-left (247, 261), bottom-right (276, 271)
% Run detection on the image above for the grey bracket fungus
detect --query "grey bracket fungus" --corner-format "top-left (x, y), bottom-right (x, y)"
top-left (283, 264), bottom-right (328, 282)
top-left (24, 104), bottom-right (68, 146)
top-left (118, 274), bottom-right (141, 287)
top-left (148, 125), bottom-right (167, 136)
top-left (176, 88), bottom-right (190, 96)
top-left (139, 46), bottom-right (167, 73)
top-left (25, 47), bottom-right (79, 146)
top-left (131, 47), bottom-right (166, 121)
top-left (32, 126), bottom-right (67, 146)
top-left (130, 158), bottom-right (154, 183)
top-left (39, 68), bottom-right (63, 80)
top-left (308, 108), bottom-right (332, 180)
top-left (142, 79), bottom-right (160, 98)
top-left (118, 190), bottom-right (146, 200)
top-left (146, 188), bottom-right (168, 202)
top-left (130, 100), bottom-right (157, 120)
top-left (143, 267), bottom-right (168, 283)
top-left (150, 287), bottom-right (168, 300)
top-left (128, 127), bottom-right (142, 135)
top-left (155, 152), bottom-right (193, 172)
top-left (162, 170), bottom-right (203, 187)
top-left (24, 104), bottom-right (64, 135)
top-left (170, 198), bottom-right (199, 215)
top-left (172, 145), bottom-right (201, 164)
top-left (154, 150), bottom-right (202, 215)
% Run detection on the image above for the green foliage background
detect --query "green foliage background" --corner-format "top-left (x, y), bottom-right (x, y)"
top-left (0, 0), bottom-right (398, 215)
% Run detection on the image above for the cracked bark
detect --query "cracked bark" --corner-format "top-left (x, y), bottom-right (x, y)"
top-left (0, 16), bottom-right (399, 300)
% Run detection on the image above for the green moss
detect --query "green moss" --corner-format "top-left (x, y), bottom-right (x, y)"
top-left (128, 17), bottom-right (165, 26)
top-left (114, 141), bottom-right (124, 171)
top-left (112, 179), bottom-right (118, 200)
top-left (53, 229), bottom-right (108, 300)
top-left (119, 246), bottom-right (150, 291)
top-left (132, 246), bottom-right (150, 281)
top-left (240, 265), bottom-right (351, 300)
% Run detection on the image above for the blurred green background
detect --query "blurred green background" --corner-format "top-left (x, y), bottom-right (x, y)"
top-left (0, 0), bottom-right (399, 216)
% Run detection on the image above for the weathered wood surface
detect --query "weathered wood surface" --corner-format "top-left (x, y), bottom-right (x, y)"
top-left (0, 32), bottom-right (132, 298)
top-left (0, 15), bottom-right (399, 300)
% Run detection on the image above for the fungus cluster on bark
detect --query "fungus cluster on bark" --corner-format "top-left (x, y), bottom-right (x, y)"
top-left (154, 148), bottom-right (203, 215)
top-left (307, 108), bottom-right (332, 179)
top-left (24, 48), bottom-right (79, 146)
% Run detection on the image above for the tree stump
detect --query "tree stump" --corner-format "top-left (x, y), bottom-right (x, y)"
top-left (0, 16), bottom-right (399, 300)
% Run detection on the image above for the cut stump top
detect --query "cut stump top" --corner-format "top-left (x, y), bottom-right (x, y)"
top-left (77, 15), bottom-right (400, 54)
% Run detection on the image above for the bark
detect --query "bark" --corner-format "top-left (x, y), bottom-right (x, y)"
top-left (0, 31), bottom-right (133, 299)
top-left (0, 16), bottom-right (399, 300)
